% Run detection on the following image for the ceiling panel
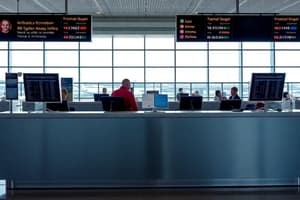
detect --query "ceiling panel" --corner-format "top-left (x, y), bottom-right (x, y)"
top-left (0, 0), bottom-right (300, 16)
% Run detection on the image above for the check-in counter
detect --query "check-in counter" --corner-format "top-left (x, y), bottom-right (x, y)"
top-left (1, 111), bottom-right (300, 188)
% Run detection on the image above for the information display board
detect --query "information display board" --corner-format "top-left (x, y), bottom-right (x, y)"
top-left (0, 15), bottom-right (91, 41)
top-left (177, 15), bottom-right (300, 42)
top-left (5, 73), bottom-right (18, 100)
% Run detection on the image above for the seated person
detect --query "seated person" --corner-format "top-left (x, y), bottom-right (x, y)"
top-left (111, 79), bottom-right (138, 111)
top-left (176, 88), bottom-right (188, 101)
top-left (46, 88), bottom-right (69, 111)
top-left (192, 90), bottom-right (200, 96)
top-left (214, 90), bottom-right (226, 101)
top-left (229, 87), bottom-right (241, 100)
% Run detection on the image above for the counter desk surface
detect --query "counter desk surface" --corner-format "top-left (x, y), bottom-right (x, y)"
top-left (1, 109), bottom-right (300, 188)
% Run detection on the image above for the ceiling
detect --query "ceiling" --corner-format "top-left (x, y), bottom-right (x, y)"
top-left (0, 0), bottom-right (300, 16)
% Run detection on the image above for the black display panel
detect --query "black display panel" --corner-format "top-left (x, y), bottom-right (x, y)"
top-left (249, 73), bottom-right (285, 101)
top-left (5, 73), bottom-right (18, 100)
top-left (23, 73), bottom-right (61, 102)
top-left (0, 15), bottom-right (91, 41)
top-left (177, 15), bottom-right (300, 42)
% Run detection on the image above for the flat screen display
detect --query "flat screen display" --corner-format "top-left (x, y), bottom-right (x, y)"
top-left (23, 73), bottom-right (61, 102)
top-left (0, 15), bottom-right (91, 41)
top-left (154, 94), bottom-right (168, 109)
top-left (249, 73), bottom-right (285, 101)
top-left (177, 15), bottom-right (300, 42)
top-left (5, 73), bottom-right (18, 100)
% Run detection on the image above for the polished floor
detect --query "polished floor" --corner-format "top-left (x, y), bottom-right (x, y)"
top-left (3, 187), bottom-right (300, 200)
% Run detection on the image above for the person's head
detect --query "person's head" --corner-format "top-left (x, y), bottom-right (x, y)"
top-left (193, 90), bottom-right (199, 96)
top-left (283, 91), bottom-right (289, 99)
top-left (102, 87), bottom-right (107, 94)
top-left (215, 90), bottom-right (221, 97)
top-left (1, 19), bottom-right (12, 34)
top-left (231, 87), bottom-right (238, 96)
top-left (122, 78), bottom-right (131, 90)
top-left (178, 88), bottom-right (183, 93)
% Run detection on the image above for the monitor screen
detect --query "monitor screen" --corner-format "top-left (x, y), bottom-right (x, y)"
top-left (220, 100), bottom-right (242, 111)
top-left (146, 90), bottom-right (159, 94)
top-left (94, 93), bottom-right (109, 101)
top-left (5, 73), bottom-right (18, 100)
top-left (23, 73), bottom-right (61, 102)
top-left (249, 73), bottom-right (285, 101)
top-left (154, 94), bottom-right (168, 109)
top-left (179, 96), bottom-right (203, 110)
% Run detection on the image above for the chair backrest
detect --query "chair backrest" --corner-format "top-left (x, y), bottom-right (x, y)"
top-left (101, 96), bottom-right (125, 111)
top-left (179, 96), bottom-right (203, 110)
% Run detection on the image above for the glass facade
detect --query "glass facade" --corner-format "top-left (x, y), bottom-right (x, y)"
top-left (1, 35), bottom-right (300, 101)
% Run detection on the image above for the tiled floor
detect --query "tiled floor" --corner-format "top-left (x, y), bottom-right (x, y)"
top-left (4, 187), bottom-right (300, 200)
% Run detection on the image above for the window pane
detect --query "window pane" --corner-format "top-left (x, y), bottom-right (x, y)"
top-left (114, 35), bottom-right (144, 49)
top-left (46, 68), bottom-right (78, 83)
top-left (0, 68), bottom-right (7, 81)
top-left (0, 42), bottom-right (8, 49)
top-left (80, 51), bottom-right (112, 66)
top-left (80, 35), bottom-right (112, 49)
top-left (243, 51), bottom-right (271, 67)
top-left (81, 68), bottom-right (112, 82)
top-left (209, 42), bottom-right (240, 50)
top-left (146, 68), bottom-right (174, 82)
top-left (0, 51), bottom-right (8, 66)
top-left (275, 42), bottom-right (300, 50)
top-left (146, 51), bottom-right (174, 66)
top-left (275, 51), bottom-right (300, 66)
top-left (209, 51), bottom-right (240, 66)
top-left (11, 51), bottom-right (43, 67)
top-left (243, 68), bottom-right (271, 82)
top-left (146, 35), bottom-right (174, 49)
top-left (45, 42), bottom-right (78, 49)
top-left (242, 42), bottom-right (271, 49)
top-left (209, 68), bottom-right (239, 82)
top-left (114, 51), bottom-right (144, 66)
top-left (176, 42), bottom-right (207, 49)
top-left (176, 51), bottom-right (207, 66)
top-left (276, 68), bottom-right (300, 82)
top-left (46, 51), bottom-right (78, 66)
top-left (11, 68), bottom-right (43, 74)
top-left (114, 68), bottom-right (144, 82)
top-left (176, 68), bottom-right (207, 82)
top-left (10, 42), bottom-right (43, 49)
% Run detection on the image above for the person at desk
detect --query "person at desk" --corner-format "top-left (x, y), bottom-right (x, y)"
top-left (214, 90), bottom-right (226, 101)
top-left (229, 87), bottom-right (241, 100)
top-left (192, 90), bottom-right (200, 96)
top-left (102, 87), bottom-right (108, 95)
top-left (111, 78), bottom-right (138, 111)
top-left (176, 88), bottom-right (188, 101)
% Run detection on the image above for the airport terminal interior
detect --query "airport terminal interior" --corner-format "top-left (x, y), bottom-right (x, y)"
top-left (2, 0), bottom-right (300, 199)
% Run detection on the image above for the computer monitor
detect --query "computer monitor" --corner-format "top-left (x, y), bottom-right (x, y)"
top-left (154, 94), bottom-right (168, 109)
top-left (220, 99), bottom-right (242, 111)
top-left (179, 96), bottom-right (203, 110)
top-left (146, 90), bottom-right (159, 94)
top-left (249, 73), bottom-right (285, 101)
top-left (23, 73), bottom-right (61, 102)
top-left (101, 96), bottom-right (125, 111)
top-left (94, 93), bottom-right (109, 101)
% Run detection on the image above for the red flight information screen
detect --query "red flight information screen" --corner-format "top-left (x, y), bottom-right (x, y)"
top-left (0, 15), bottom-right (91, 41)
top-left (177, 15), bottom-right (300, 42)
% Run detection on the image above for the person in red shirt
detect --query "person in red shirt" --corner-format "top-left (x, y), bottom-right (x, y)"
top-left (111, 79), bottom-right (138, 111)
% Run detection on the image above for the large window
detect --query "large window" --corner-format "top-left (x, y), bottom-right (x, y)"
top-left (1, 35), bottom-right (300, 101)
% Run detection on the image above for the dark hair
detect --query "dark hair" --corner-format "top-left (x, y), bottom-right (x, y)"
top-left (231, 87), bottom-right (238, 92)
top-left (178, 88), bottom-right (183, 92)
top-left (283, 92), bottom-right (289, 98)
top-left (215, 90), bottom-right (221, 96)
